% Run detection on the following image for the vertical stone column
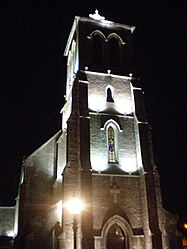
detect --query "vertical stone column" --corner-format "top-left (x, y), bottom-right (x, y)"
top-left (62, 72), bottom-right (94, 249)
top-left (133, 85), bottom-right (163, 249)
top-left (139, 122), bottom-right (163, 249)
top-left (62, 76), bottom-right (81, 249)
top-left (79, 72), bottom-right (94, 249)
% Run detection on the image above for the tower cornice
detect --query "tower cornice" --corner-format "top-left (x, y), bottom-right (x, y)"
top-left (64, 16), bottom-right (135, 56)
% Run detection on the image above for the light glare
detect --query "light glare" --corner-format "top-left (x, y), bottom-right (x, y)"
top-left (66, 198), bottom-right (84, 214)
top-left (57, 200), bottom-right (62, 221)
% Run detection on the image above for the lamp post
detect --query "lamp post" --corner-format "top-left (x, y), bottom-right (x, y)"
top-left (72, 215), bottom-right (78, 249)
top-left (66, 198), bottom-right (84, 249)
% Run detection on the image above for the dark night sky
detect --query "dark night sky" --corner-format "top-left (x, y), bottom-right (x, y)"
top-left (0, 1), bottom-right (187, 221)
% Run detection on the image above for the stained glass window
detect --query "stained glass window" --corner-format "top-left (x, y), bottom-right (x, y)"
top-left (108, 126), bottom-right (116, 162)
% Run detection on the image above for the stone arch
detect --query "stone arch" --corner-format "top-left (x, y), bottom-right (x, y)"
top-left (89, 30), bottom-right (106, 41)
top-left (102, 119), bottom-right (122, 132)
top-left (107, 33), bottom-right (125, 68)
top-left (108, 36), bottom-right (120, 67)
top-left (105, 120), bottom-right (120, 163)
top-left (108, 126), bottom-right (116, 163)
top-left (101, 215), bottom-right (133, 249)
top-left (107, 33), bottom-right (125, 44)
top-left (89, 30), bottom-right (106, 65)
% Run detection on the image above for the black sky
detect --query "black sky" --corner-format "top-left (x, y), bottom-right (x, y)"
top-left (0, 1), bottom-right (186, 221)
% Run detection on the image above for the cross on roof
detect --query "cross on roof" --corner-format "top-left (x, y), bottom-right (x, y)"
top-left (89, 9), bottom-right (105, 21)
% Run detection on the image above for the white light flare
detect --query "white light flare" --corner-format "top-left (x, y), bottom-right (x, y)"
top-left (65, 198), bottom-right (84, 215)
top-left (57, 200), bottom-right (62, 222)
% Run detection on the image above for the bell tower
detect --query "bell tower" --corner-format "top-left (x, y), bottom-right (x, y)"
top-left (61, 11), bottom-right (178, 249)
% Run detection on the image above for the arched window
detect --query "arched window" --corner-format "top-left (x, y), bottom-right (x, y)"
top-left (106, 88), bottom-right (114, 102)
top-left (103, 120), bottom-right (120, 164)
top-left (109, 37), bottom-right (120, 67)
top-left (92, 33), bottom-right (103, 65)
top-left (108, 126), bottom-right (116, 163)
top-left (107, 224), bottom-right (126, 249)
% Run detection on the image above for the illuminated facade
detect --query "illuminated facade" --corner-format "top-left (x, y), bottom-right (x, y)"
top-left (60, 13), bottom-right (180, 249)
top-left (14, 13), bottom-right (180, 249)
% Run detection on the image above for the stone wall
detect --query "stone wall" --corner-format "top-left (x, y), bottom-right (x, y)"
top-left (87, 73), bottom-right (133, 115)
top-left (0, 207), bottom-right (15, 237)
top-left (92, 174), bottom-right (142, 231)
top-left (16, 131), bottom-right (64, 248)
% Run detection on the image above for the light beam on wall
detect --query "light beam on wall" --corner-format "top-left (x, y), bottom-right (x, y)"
top-left (121, 158), bottom-right (137, 173)
top-left (115, 99), bottom-right (132, 115)
top-left (88, 95), bottom-right (132, 114)
top-left (91, 155), bottom-right (108, 171)
top-left (89, 95), bottom-right (106, 112)
top-left (6, 230), bottom-right (14, 237)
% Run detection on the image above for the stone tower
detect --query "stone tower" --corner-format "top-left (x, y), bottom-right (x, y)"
top-left (14, 12), bottom-right (179, 249)
top-left (60, 12), bottom-right (179, 249)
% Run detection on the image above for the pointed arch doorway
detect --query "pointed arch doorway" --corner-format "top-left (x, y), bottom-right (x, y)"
top-left (107, 224), bottom-right (126, 249)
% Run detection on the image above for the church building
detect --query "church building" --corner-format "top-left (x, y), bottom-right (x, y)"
top-left (14, 11), bottom-right (180, 249)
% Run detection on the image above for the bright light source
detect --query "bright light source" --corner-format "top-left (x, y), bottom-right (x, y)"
top-left (57, 200), bottom-right (62, 221)
top-left (184, 223), bottom-right (187, 229)
top-left (66, 198), bottom-right (84, 214)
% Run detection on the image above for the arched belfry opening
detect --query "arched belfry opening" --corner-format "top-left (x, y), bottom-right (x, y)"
top-left (109, 36), bottom-right (120, 67)
top-left (107, 224), bottom-right (126, 249)
top-left (91, 32), bottom-right (104, 65)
